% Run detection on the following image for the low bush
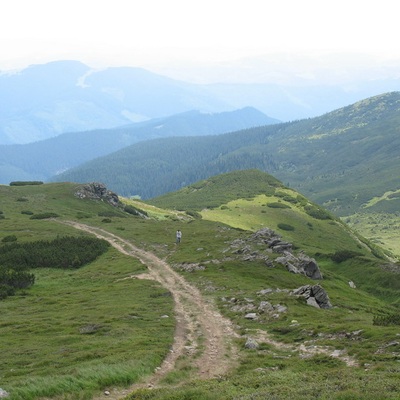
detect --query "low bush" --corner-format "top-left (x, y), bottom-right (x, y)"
top-left (304, 205), bottom-right (332, 220)
top-left (10, 181), bottom-right (44, 186)
top-left (267, 202), bottom-right (291, 209)
top-left (186, 210), bottom-right (202, 219)
top-left (98, 210), bottom-right (125, 218)
top-left (1, 235), bottom-right (17, 243)
top-left (124, 205), bottom-right (148, 217)
top-left (30, 212), bottom-right (60, 219)
top-left (21, 210), bottom-right (34, 215)
top-left (278, 223), bottom-right (295, 231)
top-left (373, 312), bottom-right (400, 326)
top-left (331, 249), bottom-right (363, 263)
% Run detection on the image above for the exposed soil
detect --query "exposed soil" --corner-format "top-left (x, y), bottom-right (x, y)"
top-left (59, 220), bottom-right (358, 399)
top-left (60, 221), bottom-right (240, 399)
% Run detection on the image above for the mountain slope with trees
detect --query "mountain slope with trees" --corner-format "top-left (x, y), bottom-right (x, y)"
top-left (53, 92), bottom-right (400, 218)
top-left (0, 107), bottom-right (275, 184)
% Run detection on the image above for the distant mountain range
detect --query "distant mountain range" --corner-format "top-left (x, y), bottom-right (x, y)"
top-left (2, 59), bottom-right (400, 144)
top-left (52, 92), bottom-right (400, 217)
top-left (0, 107), bottom-right (276, 183)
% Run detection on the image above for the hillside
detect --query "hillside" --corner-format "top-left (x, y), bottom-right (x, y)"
top-left (0, 174), bottom-right (399, 399)
top-left (0, 107), bottom-right (275, 184)
top-left (53, 92), bottom-right (400, 218)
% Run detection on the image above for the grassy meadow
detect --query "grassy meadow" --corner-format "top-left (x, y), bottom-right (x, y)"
top-left (0, 176), bottom-right (399, 399)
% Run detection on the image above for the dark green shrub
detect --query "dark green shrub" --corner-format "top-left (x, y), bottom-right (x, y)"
top-left (124, 205), bottom-right (148, 217)
top-left (267, 202), bottom-right (290, 209)
top-left (0, 215), bottom-right (4, 220)
top-left (2, 235), bottom-right (17, 243)
top-left (277, 223), bottom-right (295, 231)
top-left (10, 181), bottom-right (43, 186)
top-left (186, 210), bottom-right (202, 219)
top-left (30, 212), bottom-right (59, 219)
top-left (21, 210), bottom-right (33, 215)
top-left (0, 269), bottom-right (35, 289)
top-left (76, 212), bottom-right (91, 219)
top-left (0, 236), bottom-right (109, 270)
top-left (304, 205), bottom-right (332, 220)
top-left (102, 218), bottom-right (112, 223)
top-left (0, 284), bottom-right (15, 300)
top-left (373, 312), bottom-right (400, 326)
top-left (98, 210), bottom-right (125, 218)
top-left (16, 197), bottom-right (29, 202)
top-left (283, 195), bottom-right (298, 203)
top-left (331, 250), bottom-right (363, 263)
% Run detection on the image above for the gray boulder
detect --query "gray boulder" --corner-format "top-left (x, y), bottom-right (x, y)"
top-left (74, 182), bottom-right (120, 207)
top-left (293, 284), bottom-right (332, 309)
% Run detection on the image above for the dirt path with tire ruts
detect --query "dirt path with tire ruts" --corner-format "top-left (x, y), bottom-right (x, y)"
top-left (59, 221), bottom-right (240, 399)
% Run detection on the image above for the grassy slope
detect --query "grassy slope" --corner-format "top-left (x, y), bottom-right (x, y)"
top-left (0, 183), bottom-right (175, 400)
top-left (1, 177), bottom-right (399, 399)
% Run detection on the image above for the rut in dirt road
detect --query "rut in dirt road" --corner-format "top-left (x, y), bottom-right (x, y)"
top-left (59, 221), bottom-right (239, 398)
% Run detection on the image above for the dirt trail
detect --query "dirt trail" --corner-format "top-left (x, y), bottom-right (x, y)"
top-left (58, 220), bottom-right (357, 399)
top-left (59, 221), bottom-right (239, 399)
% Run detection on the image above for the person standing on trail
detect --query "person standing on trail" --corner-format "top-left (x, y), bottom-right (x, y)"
top-left (176, 230), bottom-right (182, 244)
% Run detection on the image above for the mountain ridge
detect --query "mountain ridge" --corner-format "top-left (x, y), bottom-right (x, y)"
top-left (53, 91), bottom-right (400, 217)
top-left (0, 107), bottom-right (275, 183)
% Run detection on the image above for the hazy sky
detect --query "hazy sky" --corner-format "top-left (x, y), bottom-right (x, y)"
top-left (2, 0), bottom-right (400, 82)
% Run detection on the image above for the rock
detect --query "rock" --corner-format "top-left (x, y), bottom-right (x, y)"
top-left (244, 313), bottom-right (258, 320)
top-left (307, 297), bottom-right (320, 308)
top-left (257, 288), bottom-right (274, 295)
top-left (0, 389), bottom-right (9, 399)
top-left (312, 285), bottom-right (332, 309)
top-left (245, 338), bottom-right (259, 349)
top-left (258, 301), bottom-right (274, 313)
top-left (298, 255), bottom-right (323, 279)
top-left (74, 182), bottom-right (120, 207)
top-left (349, 281), bottom-right (356, 288)
top-left (275, 304), bottom-right (288, 313)
top-left (293, 284), bottom-right (332, 309)
top-left (286, 262), bottom-right (299, 274)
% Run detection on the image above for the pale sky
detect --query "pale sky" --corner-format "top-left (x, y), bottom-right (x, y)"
top-left (1, 0), bottom-right (400, 82)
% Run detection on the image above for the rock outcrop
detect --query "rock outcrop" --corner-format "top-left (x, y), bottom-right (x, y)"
top-left (74, 182), bottom-right (120, 207)
top-left (292, 284), bottom-right (332, 309)
top-left (230, 228), bottom-right (323, 280)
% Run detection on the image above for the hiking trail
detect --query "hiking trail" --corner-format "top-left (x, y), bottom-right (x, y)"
top-left (59, 220), bottom-right (358, 399)
top-left (60, 221), bottom-right (240, 399)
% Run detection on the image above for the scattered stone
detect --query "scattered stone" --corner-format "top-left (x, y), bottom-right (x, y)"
top-left (175, 263), bottom-right (206, 272)
top-left (307, 297), bottom-right (320, 308)
top-left (257, 288), bottom-right (274, 295)
top-left (244, 313), bottom-right (258, 320)
top-left (349, 281), bottom-right (356, 289)
top-left (104, 390), bottom-right (110, 396)
top-left (0, 388), bottom-right (9, 398)
top-left (293, 284), bottom-right (332, 309)
top-left (160, 315), bottom-right (169, 318)
top-left (245, 337), bottom-right (260, 349)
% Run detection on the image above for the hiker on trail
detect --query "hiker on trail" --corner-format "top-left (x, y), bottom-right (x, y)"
top-left (176, 230), bottom-right (182, 243)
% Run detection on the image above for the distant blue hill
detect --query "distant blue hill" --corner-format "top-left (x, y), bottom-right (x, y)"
top-left (0, 107), bottom-right (277, 184)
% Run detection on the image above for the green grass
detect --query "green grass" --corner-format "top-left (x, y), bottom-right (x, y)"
top-left (343, 212), bottom-right (400, 257)
top-left (0, 247), bottom-right (174, 400)
top-left (1, 179), bottom-right (400, 400)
